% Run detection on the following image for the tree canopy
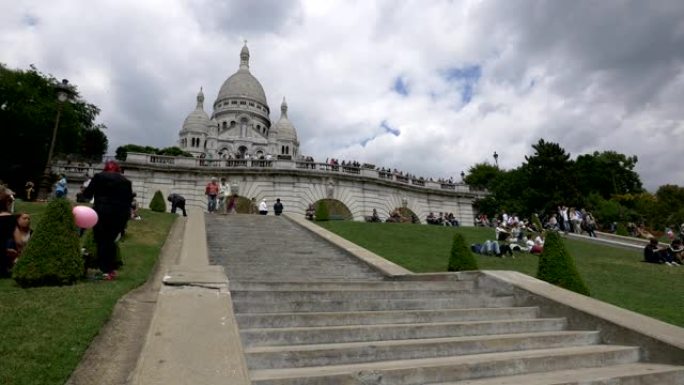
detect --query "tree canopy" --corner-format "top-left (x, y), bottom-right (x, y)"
top-left (470, 138), bottom-right (661, 229)
top-left (0, 64), bottom-right (108, 191)
top-left (115, 144), bottom-right (192, 161)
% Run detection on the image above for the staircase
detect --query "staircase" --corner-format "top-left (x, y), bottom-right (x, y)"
top-left (207, 215), bottom-right (684, 384)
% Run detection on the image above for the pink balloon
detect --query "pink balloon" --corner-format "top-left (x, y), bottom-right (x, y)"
top-left (72, 205), bottom-right (98, 229)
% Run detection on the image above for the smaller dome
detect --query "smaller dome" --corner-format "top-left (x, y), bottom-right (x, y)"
top-left (182, 88), bottom-right (211, 133)
top-left (274, 97), bottom-right (298, 141)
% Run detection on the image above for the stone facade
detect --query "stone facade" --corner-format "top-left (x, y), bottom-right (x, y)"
top-left (70, 154), bottom-right (485, 225)
top-left (177, 43), bottom-right (299, 161)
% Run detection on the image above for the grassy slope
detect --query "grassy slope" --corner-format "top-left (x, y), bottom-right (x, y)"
top-left (0, 202), bottom-right (176, 385)
top-left (318, 221), bottom-right (684, 327)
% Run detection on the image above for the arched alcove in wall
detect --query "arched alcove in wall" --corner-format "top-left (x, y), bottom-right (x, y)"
top-left (223, 195), bottom-right (254, 214)
top-left (386, 207), bottom-right (421, 224)
top-left (312, 198), bottom-right (353, 220)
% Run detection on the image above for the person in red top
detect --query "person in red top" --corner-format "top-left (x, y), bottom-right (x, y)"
top-left (205, 177), bottom-right (219, 213)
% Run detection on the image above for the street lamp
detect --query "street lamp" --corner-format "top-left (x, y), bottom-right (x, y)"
top-left (493, 151), bottom-right (499, 167)
top-left (37, 79), bottom-right (74, 201)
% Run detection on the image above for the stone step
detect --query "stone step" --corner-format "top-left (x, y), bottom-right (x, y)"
top-left (430, 363), bottom-right (684, 384)
top-left (249, 345), bottom-right (640, 385)
top-left (240, 318), bottom-right (567, 347)
top-left (232, 295), bottom-right (516, 313)
top-left (231, 288), bottom-right (478, 302)
top-left (229, 280), bottom-right (476, 292)
top-left (206, 215), bottom-right (384, 282)
top-left (236, 306), bottom-right (540, 328)
top-left (245, 330), bottom-right (600, 369)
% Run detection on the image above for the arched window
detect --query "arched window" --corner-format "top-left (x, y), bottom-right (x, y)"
top-left (222, 122), bottom-right (227, 130)
top-left (230, 121), bottom-right (236, 127)
top-left (281, 145), bottom-right (285, 154)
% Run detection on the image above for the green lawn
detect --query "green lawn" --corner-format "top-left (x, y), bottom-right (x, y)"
top-left (0, 202), bottom-right (176, 385)
top-left (317, 221), bottom-right (684, 328)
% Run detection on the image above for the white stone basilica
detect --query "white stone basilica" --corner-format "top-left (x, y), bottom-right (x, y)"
top-left (178, 43), bottom-right (299, 160)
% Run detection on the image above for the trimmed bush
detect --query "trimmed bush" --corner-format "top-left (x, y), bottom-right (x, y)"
top-left (315, 200), bottom-right (330, 221)
top-left (149, 190), bottom-right (166, 212)
top-left (447, 233), bottom-right (478, 271)
top-left (13, 198), bottom-right (83, 287)
top-left (536, 231), bottom-right (590, 296)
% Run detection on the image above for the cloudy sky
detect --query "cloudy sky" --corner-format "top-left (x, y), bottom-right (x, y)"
top-left (1, 0), bottom-right (683, 190)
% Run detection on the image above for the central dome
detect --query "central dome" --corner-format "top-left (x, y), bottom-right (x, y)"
top-left (215, 43), bottom-right (268, 106)
top-left (216, 70), bottom-right (267, 105)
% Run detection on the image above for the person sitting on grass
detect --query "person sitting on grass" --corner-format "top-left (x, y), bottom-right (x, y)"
top-left (668, 238), bottom-right (684, 265)
top-left (529, 234), bottom-right (545, 254)
top-left (643, 237), bottom-right (678, 266)
top-left (0, 187), bottom-right (17, 277)
top-left (305, 204), bottom-right (315, 220)
top-left (6, 212), bottom-right (32, 267)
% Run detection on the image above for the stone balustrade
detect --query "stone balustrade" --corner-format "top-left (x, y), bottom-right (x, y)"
top-left (119, 153), bottom-right (480, 195)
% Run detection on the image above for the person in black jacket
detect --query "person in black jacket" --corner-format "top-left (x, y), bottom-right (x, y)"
top-left (167, 193), bottom-right (187, 217)
top-left (273, 198), bottom-right (284, 216)
top-left (82, 160), bottom-right (133, 280)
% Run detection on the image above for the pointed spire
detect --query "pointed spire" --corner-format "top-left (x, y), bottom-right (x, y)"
top-left (196, 87), bottom-right (204, 109)
top-left (280, 96), bottom-right (288, 117)
top-left (240, 40), bottom-right (250, 70)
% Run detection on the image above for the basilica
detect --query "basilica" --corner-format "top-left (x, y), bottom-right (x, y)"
top-left (178, 43), bottom-right (299, 160)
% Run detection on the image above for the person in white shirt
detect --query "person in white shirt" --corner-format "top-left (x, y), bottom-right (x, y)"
top-left (258, 199), bottom-right (268, 215)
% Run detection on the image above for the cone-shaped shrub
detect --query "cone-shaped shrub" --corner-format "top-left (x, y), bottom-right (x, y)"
top-left (149, 190), bottom-right (166, 212)
top-left (315, 201), bottom-right (329, 221)
top-left (448, 233), bottom-right (478, 271)
top-left (536, 231), bottom-right (590, 296)
top-left (13, 198), bottom-right (83, 287)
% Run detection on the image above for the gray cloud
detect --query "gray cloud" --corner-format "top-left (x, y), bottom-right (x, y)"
top-left (1, 0), bottom-right (682, 190)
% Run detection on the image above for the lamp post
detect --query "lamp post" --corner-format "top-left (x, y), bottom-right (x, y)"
top-left (493, 151), bottom-right (499, 167)
top-left (37, 79), bottom-right (73, 201)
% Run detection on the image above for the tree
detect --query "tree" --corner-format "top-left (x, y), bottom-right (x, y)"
top-left (0, 64), bottom-right (108, 191)
top-left (575, 151), bottom-right (643, 199)
top-left (447, 234), bottom-right (478, 271)
top-left (464, 163), bottom-right (502, 190)
top-left (115, 144), bottom-right (192, 161)
top-left (521, 139), bottom-right (579, 214)
top-left (650, 185), bottom-right (684, 229)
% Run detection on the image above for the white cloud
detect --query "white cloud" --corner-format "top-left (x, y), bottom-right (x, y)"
top-left (1, 0), bottom-right (683, 190)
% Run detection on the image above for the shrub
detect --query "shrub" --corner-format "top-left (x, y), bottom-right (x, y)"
top-left (616, 222), bottom-right (629, 236)
top-left (536, 231), bottom-right (590, 296)
top-left (315, 201), bottom-right (330, 221)
top-left (149, 190), bottom-right (166, 212)
top-left (13, 198), bottom-right (83, 287)
top-left (447, 233), bottom-right (478, 271)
